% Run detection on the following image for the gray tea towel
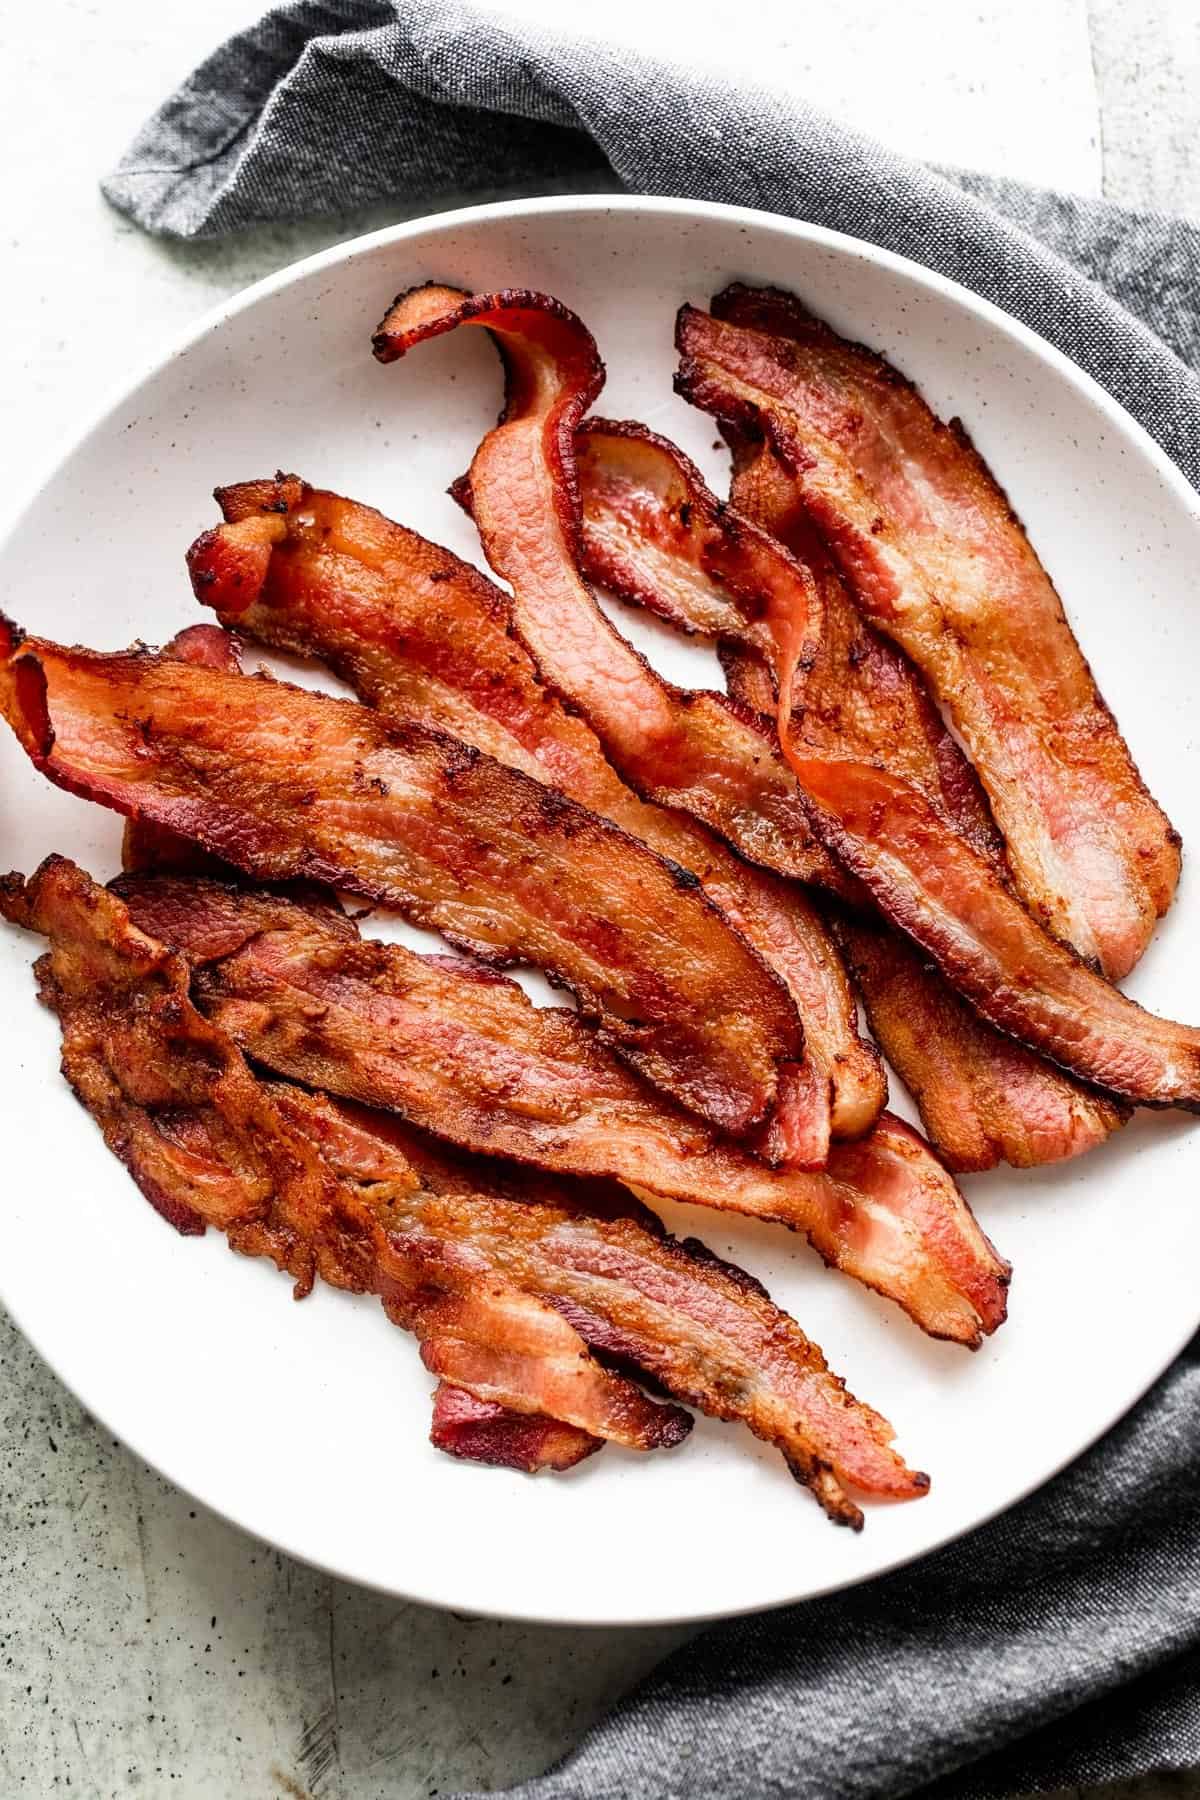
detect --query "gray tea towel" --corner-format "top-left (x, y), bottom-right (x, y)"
top-left (103, 6), bottom-right (1200, 1796)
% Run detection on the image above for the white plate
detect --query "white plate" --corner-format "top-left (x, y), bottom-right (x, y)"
top-left (2, 195), bottom-right (1199, 1627)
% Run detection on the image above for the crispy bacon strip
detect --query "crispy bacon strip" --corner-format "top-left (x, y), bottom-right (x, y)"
top-left (0, 616), bottom-right (804, 1141)
top-left (269, 1083), bottom-right (931, 1524)
top-left (370, 286), bottom-right (1200, 1112)
top-left (676, 287), bottom-right (1181, 980)
top-left (189, 475), bottom-right (887, 1156)
top-left (0, 856), bottom-right (685, 1455)
top-left (113, 875), bottom-right (1009, 1346)
top-left (575, 421), bottom-right (1126, 1171)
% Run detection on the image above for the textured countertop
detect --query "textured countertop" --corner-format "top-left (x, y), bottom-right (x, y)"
top-left (2, 2), bottom-right (1199, 1794)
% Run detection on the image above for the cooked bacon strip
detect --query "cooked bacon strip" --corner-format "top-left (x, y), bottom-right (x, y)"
top-left (677, 287), bottom-right (1181, 980)
top-left (576, 420), bottom-right (1126, 1171)
top-left (0, 616), bottom-right (804, 1141)
top-left (268, 1083), bottom-right (930, 1524)
top-left (372, 286), bottom-right (848, 896)
top-left (429, 1382), bottom-right (602, 1472)
top-left (114, 875), bottom-right (1009, 1345)
top-left (0, 856), bottom-right (685, 1454)
top-left (189, 475), bottom-right (887, 1156)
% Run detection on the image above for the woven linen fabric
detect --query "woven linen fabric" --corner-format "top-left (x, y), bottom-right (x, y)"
top-left (104, 6), bottom-right (1200, 1795)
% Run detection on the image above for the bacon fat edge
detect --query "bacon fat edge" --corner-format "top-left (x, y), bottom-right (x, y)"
top-left (367, 285), bottom-right (1200, 1113)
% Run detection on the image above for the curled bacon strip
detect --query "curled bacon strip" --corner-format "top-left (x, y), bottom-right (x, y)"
top-left (268, 1082), bottom-right (931, 1524)
top-left (0, 855), bottom-right (685, 1455)
top-left (370, 284), bottom-right (1200, 1113)
top-left (114, 876), bottom-right (1009, 1346)
top-left (372, 286), bottom-right (848, 895)
top-left (0, 615), bottom-right (805, 1142)
top-left (575, 420), bottom-right (1127, 1171)
top-left (189, 473), bottom-right (888, 1157)
top-left (677, 287), bottom-right (1181, 981)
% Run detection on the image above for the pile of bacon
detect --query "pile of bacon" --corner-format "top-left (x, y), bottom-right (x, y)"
top-left (2, 279), bottom-right (1196, 1530)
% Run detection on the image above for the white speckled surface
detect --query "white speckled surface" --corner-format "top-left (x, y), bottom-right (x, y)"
top-left (2, 2), bottom-right (1199, 1794)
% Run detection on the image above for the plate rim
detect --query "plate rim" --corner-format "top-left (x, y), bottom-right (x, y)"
top-left (3, 191), bottom-right (1198, 1628)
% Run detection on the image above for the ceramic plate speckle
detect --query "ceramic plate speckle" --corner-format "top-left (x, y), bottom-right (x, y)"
top-left (3, 196), bottom-right (1199, 1625)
